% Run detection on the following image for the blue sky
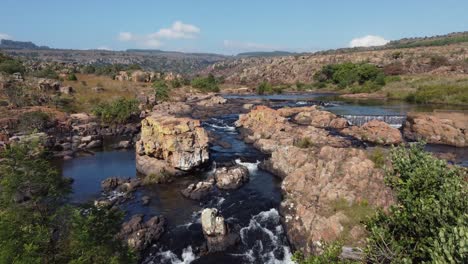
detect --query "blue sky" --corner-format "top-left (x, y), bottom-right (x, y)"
top-left (1, 0), bottom-right (467, 54)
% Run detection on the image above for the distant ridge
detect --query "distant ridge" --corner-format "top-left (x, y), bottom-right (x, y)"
top-left (237, 51), bottom-right (302, 57)
top-left (0, 39), bottom-right (50, 50)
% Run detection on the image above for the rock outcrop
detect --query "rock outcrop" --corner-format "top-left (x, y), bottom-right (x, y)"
top-left (201, 208), bottom-right (239, 252)
top-left (118, 214), bottom-right (165, 251)
top-left (403, 112), bottom-right (468, 147)
top-left (136, 112), bottom-right (209, 180)
top-left (236, 105), bottom-right (395, 255)
top-left (342, 120), bottom-right (403, 145)
top-left (236, 106), bottom-right (351, 153)
top-left (214, 165), bottom-right (249, 189)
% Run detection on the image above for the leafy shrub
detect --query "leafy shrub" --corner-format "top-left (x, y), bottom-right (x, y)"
top-left (429, 55), bottom-right (449, 68)
top-left (365, 143), bottom-right (468, 263)
top-left (293, 241), bottom-right (359, 264)
top-left (191, 74), bottom-right (219, 92)
top-left (0, 58), bottom-right (25, 74)
top-left (92, 98), bottom-right (139, 124)
top-left (67, 73), bottom-right (78, 81)
top-left (368, 147), bottom-right (385, 169)
top-left (256, 81), bottom-right (273, 95)
top-left (314, 63), bottom-right (386, 89)
top-left (170, 78), bottom-right (182, 88)
top-left (153, 80), bottom-right (170, 101)
top-left (33, 66), bottom-right (59, 79)
top-left (0, 142), bottom-right (135, 263)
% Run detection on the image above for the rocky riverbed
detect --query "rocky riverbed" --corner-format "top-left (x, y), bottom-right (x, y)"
top-left (51, 93), bottom-right (467, 263)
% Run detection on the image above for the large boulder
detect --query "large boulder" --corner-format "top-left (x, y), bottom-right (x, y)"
top-left (118, 214), bottom-right (165, 251)
top-left (341, 120), bottom-right (403, 145)
top-left (131, 70), bottom-right (151, 83)
top-left (403, 112), bottom-right (468, 147)
top-left (38, 79), bottom-right (60, 91)
top-left (201, 208), bottom-right (239, 252)
top-left (136, 112), bottom-right (209, 180)
top-left (294, 108), bottom-right (349, 129)
top-left (214, 165), bottom-right (249, 189)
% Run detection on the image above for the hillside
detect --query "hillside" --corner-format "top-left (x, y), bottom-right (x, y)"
top-left (206, 42), bottom-right (468, 85)
top-left (0, 46), bottom-right (228, 74)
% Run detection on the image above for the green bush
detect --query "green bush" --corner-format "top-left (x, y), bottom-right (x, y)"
top-left (170, 78), bottom-right (182, 88)
top-left (256, 81), bottom-right (273, 95)
top-left (191, 74), bottom-right (219, 92)
top-left (365, 143), bottom-right (468, 263)
top-left (314, 62), bottom-right (386, 90)
top-left (293, 241), bottom-right (359, 264)
top-left (33, 67), bottom-right (59, 79)
top-left (0, 58), bottom-right (25, 74)
top-left (67, 73), bottom-right (78, 81)
top-left (153, 80), bottom-right (170, 101)
top-left (92, 98), bottom-right (139, 124)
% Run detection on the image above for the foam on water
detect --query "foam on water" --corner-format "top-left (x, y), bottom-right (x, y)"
top-left (235, 209), bottom-right (294, 264)
top-left (150, 246), bottom-right (197, 264)
top-left (235, 158), bottom-right (260, 173)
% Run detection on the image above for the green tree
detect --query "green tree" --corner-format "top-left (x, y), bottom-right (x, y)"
top-left (191, 74), bottom-right (219, 92)
top-left (92, 98), bottom-right (139, 124)
top-left (365, 143), bottom-right (468, 263)
top-left (67, 73), bottom-right (78, 81)
top-left (153, 80), bottom-right (170, 101)
top-left (256, 81), bottom-right (273, 95)
top-left (0, 59), bottom-right (25, 74)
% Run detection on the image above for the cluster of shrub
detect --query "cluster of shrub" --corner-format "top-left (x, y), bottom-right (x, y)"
top-left (0, 53), bottom-right (25, 74)
top-left (295, 143), bottom-right (467, 264)
top-left (0, 142), bottom-right (136, 263)
top-left (313, 62), bottom-right (386, 93)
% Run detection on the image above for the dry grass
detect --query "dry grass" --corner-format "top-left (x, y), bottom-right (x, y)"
top-left (381, 74), bottom-right (468, 105)
top-left (62, 74), bottom-right (153, 112)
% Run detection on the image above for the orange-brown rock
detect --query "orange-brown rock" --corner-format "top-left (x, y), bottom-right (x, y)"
top-left (271, 145), bottom-right (394, 255)
top-left (342, 120), bottom-right (403, 145)
top-left (294, 108), bottom-right (349, 129)
top-left (136, 112), bottom-right (209, 179)
top-left (403, 112), bottom-right (468, 147)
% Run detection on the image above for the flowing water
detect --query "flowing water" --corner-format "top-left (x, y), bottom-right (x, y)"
top-left (58, 93), bottom-right (468, 263)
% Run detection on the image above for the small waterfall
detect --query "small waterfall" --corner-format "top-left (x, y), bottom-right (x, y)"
top-left (341, 115), bottom-right (406, 128)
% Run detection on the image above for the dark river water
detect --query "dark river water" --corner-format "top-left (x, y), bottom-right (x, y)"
top-left (58, 93), bottom-right (468, 263)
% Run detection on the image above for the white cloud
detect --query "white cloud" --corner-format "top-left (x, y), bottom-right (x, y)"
top-left (118, 21), bottom-right (200, 48)
top-left (349, 35), bottom-right (389, 47)
top-left (0, 33), bottom-right (12, 40)
top-left (223, 40), bottom-right (279, 51)
top-left (97, 46), bottom-right (112, 50)
top-left (118, 32), bottom-right (134, 41)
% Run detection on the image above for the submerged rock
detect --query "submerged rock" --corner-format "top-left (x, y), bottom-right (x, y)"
top-left (181, 179), bottom-right (215, 200)
top-left (201, 208), bottom-right (239, 252)
top-left (136, 112), bottom-right (210, 181)
top-left (118, 214), bottom-right (165, 251)
top-left (214, 165), bottom-right (249, 189)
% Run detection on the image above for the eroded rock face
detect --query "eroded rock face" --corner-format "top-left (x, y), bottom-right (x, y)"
top-left (201, 208), bottom-right (239, 252)
top-left (214, 165), bottom-right (249, 189)
top-left (118, 214), bottom-right (165, 251)
top-left (342, 120), bottom-right (403, 145)
top-left (403, 112), bottom-right (468, 147)
top-left (136, 112), bottom-right (209, 179)
top-left (273, 145), bottom-right (394, 255)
